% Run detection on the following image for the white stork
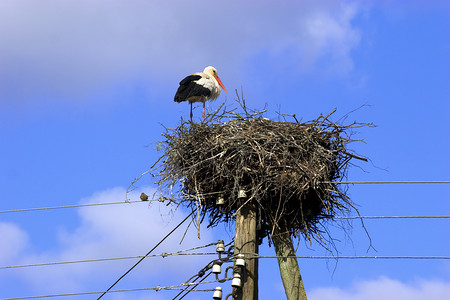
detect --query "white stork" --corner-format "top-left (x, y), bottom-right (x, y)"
top-left (174, 66), bottom-right (227, 122)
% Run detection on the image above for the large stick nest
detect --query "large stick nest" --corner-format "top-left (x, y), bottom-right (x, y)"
top-left (153, 99), bottom-right (372, 245)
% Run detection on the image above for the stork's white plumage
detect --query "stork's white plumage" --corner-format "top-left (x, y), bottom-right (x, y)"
top-left (174, 66), bottom-right (227, 122)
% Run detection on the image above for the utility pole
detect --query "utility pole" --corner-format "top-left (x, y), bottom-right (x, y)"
top-left (234, 191), bottom-right (258, 300)
top-left (272, 225), bottom-right (307, 300)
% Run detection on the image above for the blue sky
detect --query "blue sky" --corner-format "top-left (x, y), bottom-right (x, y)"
top-left (0, 1), bottom-right (449, 299)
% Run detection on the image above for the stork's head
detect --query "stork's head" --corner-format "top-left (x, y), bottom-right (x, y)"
top-left (203, 66), bottom-right (218, 76)
top-left (204, 66), bottom-right (227, 93)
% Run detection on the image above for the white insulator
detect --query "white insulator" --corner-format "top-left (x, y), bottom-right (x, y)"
top-left (235, 254), bottom-right (245, 267)
top-left (212, 263), bottom-right (222, 274)
top-left (216, 240), bottom-right (225, 253)
top-left (237, 189), bottom-right (247, 199)
top-left (213, 286), bottom-right (222, 299)
top-left (216, 197), bottom-right (225, 205)
top-left (231, 273), bottom-right (241, 287)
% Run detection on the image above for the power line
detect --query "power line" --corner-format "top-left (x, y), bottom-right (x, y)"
top-left (1, 210), bottom-right (447, 270)
top-left (172, 240), bottom-right (234, 300)
top-left (5, 257), bottom-right (445, 299)
top-left (1, 214), bottom-right (448, 270)
top-left (176, 271), bottom-right (213, 300)
top-left (0, 200), bottom-right (146, 214)
top-left (255, 255), bottom-right (450, 259)
top-left (1, 181), bottom-right (449, 214)
top-left (3, 252), bottom-right (447, 272)
top-left (330, 181), bottom-right (450, 184)
top-left (335, 215), bottom-right (450, 219)
top-left (2, 279), bottom-right (224, 300)
top-left (0, 243), bottom-right (218, 270)
top-left (2, 203), bottom-right (449, 220)
top-left (97, 211), bottom-right (194, 299)
top-left (0, 192), bottom-right (219, 214)
top-left (0, 252), bottom-right (217, 270)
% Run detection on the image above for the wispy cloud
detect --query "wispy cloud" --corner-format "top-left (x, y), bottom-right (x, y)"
top-left (2, 187), bottom-right (215, 297)
top-left (0, 0), bottom-right (364, 107)
top-left (309, 276), bottom-right (450, 300)
top-left (0, 222), bottom-right (29, 266)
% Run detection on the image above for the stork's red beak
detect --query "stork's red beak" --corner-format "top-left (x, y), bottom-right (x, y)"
top-left (214, 75), bottom-right (227, 93)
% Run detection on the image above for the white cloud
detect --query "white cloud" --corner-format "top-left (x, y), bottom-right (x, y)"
top-left (11, 187), bottom-right (216, 296)
top-left (309, 276), bottom-right (450, 300)
top-left (301, 2), bottom-right (361, 74)
top-left (0, 222), bottom-right (29, 265)
top-left (0, 0), bottom-right (363, 106)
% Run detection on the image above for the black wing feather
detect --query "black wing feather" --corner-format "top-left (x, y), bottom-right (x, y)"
top-left (174, 75), bottom-right (211, 103)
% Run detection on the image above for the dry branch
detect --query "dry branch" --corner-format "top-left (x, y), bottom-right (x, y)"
top-left (151, 99), bottom-right (372, 246)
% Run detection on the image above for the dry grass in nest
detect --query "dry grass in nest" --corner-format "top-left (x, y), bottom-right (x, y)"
top-left (151, 98), bottom-right (372, 247)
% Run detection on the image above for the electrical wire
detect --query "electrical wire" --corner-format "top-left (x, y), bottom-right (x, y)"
top-left (2, 280), bottom-right (223, 300)
top-left (329, 181), bottom-right (450, 184)
top-left (3, 254), bottom-right (447, 300)
top-left (172, 240), bottom-right (234, 300)
top-left (171, 259), bottom-right (216, 300)
top-left (0, 243), bottom-right (218, 270)
top-left (0, 214), bottom-right (448, 270)
top-left (0, 192), bottom-right (219, 214)
top-left (96, 211), bottom-right (194, 299)
top-left (1, 181), bottom-right (449, 214)
top-left (255, 255), bottom-right (450, 259)
top-left (1, 181), bottom-right (448, 298)
top-left (0, 252), bottom-right (217, 270)
top-left (0, 200), bottom-right (145, 214)
top-left (177, 271), bottom-right (213, 300)
top-left (335, 215), bottom-right (450, 219)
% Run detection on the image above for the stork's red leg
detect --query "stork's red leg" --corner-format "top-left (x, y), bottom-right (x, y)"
top-left (190, 102), bottom-right (193, 121)
top-left (202, 102), bottom-right (205, 123)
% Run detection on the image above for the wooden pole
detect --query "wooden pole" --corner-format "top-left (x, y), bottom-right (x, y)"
top-left (234, 195), bottom-right (258, 300)
top-left (272, 226), bottom-right (307, 300)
